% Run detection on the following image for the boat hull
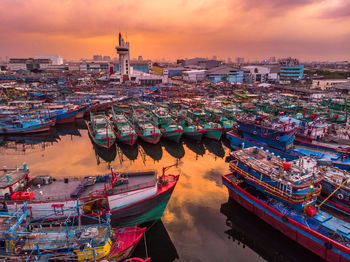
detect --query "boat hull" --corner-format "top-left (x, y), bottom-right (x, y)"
top-left (204, 128), bottom-right (222, 140)
top-left (56, 109), bottom-right (80, 124)
top-left (222, 174), bottom-right (350, 262)
top-left (86, 121), bottom-right (116, 149)
top-left (161, 130), bottom-right (183, 143)
top-left (183, 130), bottom-right (203, 141)
top-left (0, 120), bottom-right (56, 135)
top-left (81, 176), bottom-right (179, 227)
top-left (139, 133), bottom-right (162, 144)
top-left (116, 133), bottom-right (138, 146)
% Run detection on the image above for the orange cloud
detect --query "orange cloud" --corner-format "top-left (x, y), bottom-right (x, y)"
top-left (0, 0), bottom-right (349, 61)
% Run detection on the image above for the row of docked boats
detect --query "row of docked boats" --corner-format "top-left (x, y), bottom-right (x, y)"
top-left (0, 161), bottom-right (179, 260)
top-left (0, 101), bottom-right (89, 135)
top-left (86, 101), bottom-right (237, 149)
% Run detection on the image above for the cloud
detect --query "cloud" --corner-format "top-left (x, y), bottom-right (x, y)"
top-left (321, 1), bottom-right (350, 18)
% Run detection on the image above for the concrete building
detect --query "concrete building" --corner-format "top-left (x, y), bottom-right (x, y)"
top-left (182, 70), bottom-right (206, 82)
top-left (8, 58), bottom-right (52, 71)
top-left (236, 57), bottom-right (245, 64)
top-left (35, 55), bottom-right (63, 65)
top-left (206, 66), bottom-right (244, 83)
top-left (80, 61), bottom-right (109, 72)
top-left (115, 33), bottom-right (130, 77)
top-left (279, 57), bottom-right (304, 82)
top-left (242, 65), bottom-right (279, 83)
top-left (93, 55), bottom-right (103, 61)
top-left (103, 56), bottom-right (111, 61)
top-left (311, 79), bottom-right (349, 90)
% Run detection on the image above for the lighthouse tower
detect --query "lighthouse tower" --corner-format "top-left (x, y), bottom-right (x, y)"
top-left (115, 33), bottom-right (130, 78)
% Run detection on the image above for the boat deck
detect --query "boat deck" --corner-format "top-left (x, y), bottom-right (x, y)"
top-left (29, 171), bottom-right (158, 202)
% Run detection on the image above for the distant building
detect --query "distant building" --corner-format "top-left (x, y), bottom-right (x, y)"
top-left (242, 65), bottom-right (280, 83)
top-left (269, 57), bottom-right (276, 63)
top-left (206, 66), bottom-right (244, 83)
top-left (34, 55), bottom-right (63, 65)
top-left (311, 79), bottom-right (348, 90)
top-left (93, 55), bottom-right (103, 61)
top-left (103, 56), bottom-right (111, 61)
top-left (138, 56), bottom-right (143, 61)
top-left (236, 57), bottom-right (244, 64)
top-left (182, 70), bottom-right (206, 82)
top-left (80, 61), bottom-right (109, 71)
top-left (279, 57), bottom-right (304, 81)
top-left (8, 58), bottom-right (51, 71)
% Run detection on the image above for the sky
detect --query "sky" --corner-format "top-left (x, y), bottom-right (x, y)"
top-left (0, 0), bottom-right (349, 62)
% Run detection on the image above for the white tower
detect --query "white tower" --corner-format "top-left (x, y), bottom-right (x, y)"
top-left (115, 33), bottom-right (130, 77)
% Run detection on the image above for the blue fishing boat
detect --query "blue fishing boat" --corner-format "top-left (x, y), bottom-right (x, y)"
top-left (0, 118), bottom-right (56, 135)
top-left (223, 147), bottom-right (350, 261)
top-left (236, 114), bottom-right (296, 151)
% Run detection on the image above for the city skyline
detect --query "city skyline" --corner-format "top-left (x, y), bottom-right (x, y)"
top-left (1, 0), bottom-right (349, 62)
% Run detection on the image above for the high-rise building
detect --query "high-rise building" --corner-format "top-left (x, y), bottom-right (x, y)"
top-left (115, 33), bottom-right (130, 76)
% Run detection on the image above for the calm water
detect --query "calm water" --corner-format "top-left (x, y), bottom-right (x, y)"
top-left (0, 120), bottom-right (324, 262)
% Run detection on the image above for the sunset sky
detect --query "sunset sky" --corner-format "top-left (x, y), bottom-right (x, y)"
top-left (0, 0), bottom-right (349, 62)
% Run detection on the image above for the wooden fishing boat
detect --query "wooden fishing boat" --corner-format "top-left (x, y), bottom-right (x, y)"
top-left (86, 112), bottom-right (116, 148)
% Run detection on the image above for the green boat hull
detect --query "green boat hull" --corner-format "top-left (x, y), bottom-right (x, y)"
top-left (204, 128), bottom-right (222, 140)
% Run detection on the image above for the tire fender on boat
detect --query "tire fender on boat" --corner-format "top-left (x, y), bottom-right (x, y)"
top-left (337, 193), bottom-right (344, 200)
top-left (276, 136), bottom-right (280, 141)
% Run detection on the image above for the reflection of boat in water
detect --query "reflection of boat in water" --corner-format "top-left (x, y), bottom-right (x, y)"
top-left (0, 130), bottom-right (60, 154)
top-left (182, 137), bottom-right (205, 156)
top-left (75, 118), bottom-right (88, 130)
top-left (132, 220), bottom-right (179, 262)
top-left (139, 140), bottom-right (163, 161)
top-left (55, 122), bottom-right (81, 137)
top-left (92, 139), bottom-right (117, 163)
top-left (202, 138), bottom-right (225, 158)
top-left (221, 136), bottom-right (232, 150)
top-left (118, 142), bottom-right (139, 161)
top-left (161, 139), bottom-right (185, 159)
top-left (220, 199), bottom-right (323, 262)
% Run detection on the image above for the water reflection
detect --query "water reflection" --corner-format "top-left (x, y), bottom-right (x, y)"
top-left (139, 140), bottom-right (163, 161)
top-left (161, 139), bottom-right (185, 160)
top-left (117, 142), bottom-right (139, 161)
top-left (92, 142), bottom-right (117, 164)
top-left (0, 123), bottom-right (322, 261)
top-left (0, 130), bottom-right (59, 155)
top-left (132, 220), bottom-right (179, 262)
top-left (203, 138), bottom-right (225, 158)
top-left (182, 137), bottom-right (205, 157)
top-left (220, 198), bottom-right (324, 262)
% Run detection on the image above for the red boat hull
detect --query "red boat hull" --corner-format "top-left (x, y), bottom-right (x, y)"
top-left (223, 174), bottom-right (350, 262)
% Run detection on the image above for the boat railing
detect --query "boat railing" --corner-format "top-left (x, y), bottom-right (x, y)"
top-left (230, 162), bottom-right (321, 204)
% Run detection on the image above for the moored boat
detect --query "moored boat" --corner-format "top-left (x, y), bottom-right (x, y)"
top-left (223, 147), bottom-right (350, 261)
top-left (0, 118), bottom-right (56, 135)
top-left (111, 108), bottom-right (137, 146)
top-left (1, 163), bottom-right (179, 228)
top-left (86, 112), bottom-right (116, 148)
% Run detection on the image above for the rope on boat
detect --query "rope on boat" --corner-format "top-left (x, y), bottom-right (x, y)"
top-left (144, 228), bottom-right (149, 259)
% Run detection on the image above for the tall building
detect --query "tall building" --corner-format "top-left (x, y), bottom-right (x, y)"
top-left (279, 57), bottom-right (304, 81)
top-left (115, 33), bottom-right (130, 76)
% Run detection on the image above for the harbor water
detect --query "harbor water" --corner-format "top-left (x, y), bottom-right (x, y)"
top-left (0, 121), bottom-right (324, 262)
